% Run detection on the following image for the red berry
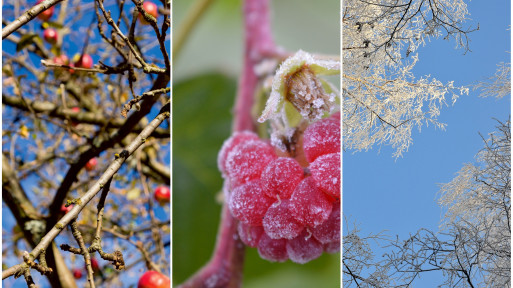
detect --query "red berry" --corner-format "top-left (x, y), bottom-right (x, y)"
top-left (286, 230), bottom-right (324, 264)
top-left (69, 107), bottom-right (80, 126)
top-left (263, 199), bottom-right (304, 240)
top-left (60, 204), bottom-right (73, 214)
top-left (225, 140), bottom-right (276, 188)
top-left (139, 1), bottom-right (158, 25)
top-left (154, 186), bottom-right (170, 204)
top-left (43, 28), bottom-right (58, 44)
top-left (229, 180), bottom-right (273, 226)
top-left (36, 0), bottom-right (54, 21)
top-left (138, 270), bottom-right (170, 288)
top-left (53, 54), bottom-right (69, 65)
top-left (310, 152), bottom-right (340, 199)
top-left (290, 177), bottom-right (332, 227)
top-left (303, 118), bottom-right (340, 163)
top-left (88, 257), bottom-right (100, 272)
top-left (217, 116), bottom-right (340, 264)
top-left (85, 158), bottom-right (97, 171)
top-left (257, 233), bottom-right (288, 262)
top-left (83, 258), bottom-right (100, 275)
top-left (218, 131), bottom-right (259, 176)
top-left (261, 157), bottom-right (304, 200)
top-left (237, 222), bottom-right (264, 247)
top-left (75, 54), bottom-right (93, 69)
top-left (69, 63), bottom-right (76, 74)
top-left (72, 268), bottom-right (83, 279)
top-left (312, 201), bottom-right (340, 244)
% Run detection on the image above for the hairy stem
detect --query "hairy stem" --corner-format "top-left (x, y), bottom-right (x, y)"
top-left (233, 0), bottom-right (277, 132)
top-left (177, 0), bottom-right (278, 287)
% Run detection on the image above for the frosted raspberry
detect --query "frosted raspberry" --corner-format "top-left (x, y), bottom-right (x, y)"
top-left (303, 118), bottom-right (340, 163)
top-left (310, 152), bottom-right (340, 199)
top-left (263, 199), bottom-right (304, 240)
top-left (218, 131), bottom-right (259, 176)
top-left (229, 180), bottom-right (274, 226)
top-left (324, 240), bottom-right (340, 254)
top-left (257, 233), bottom-right (288, 262)
top-left (290, 177), bottom-right (332, 227)
top-left (312, 201), bottom-right (340, 244)
top-left (237, 222), bottom-right (264, 247)
top-left (261, 157), bottom-right (304, 199)
top-left (286, 230), bottom-right (323, 264)
top-left (225, 140), bottom-right (276, 188)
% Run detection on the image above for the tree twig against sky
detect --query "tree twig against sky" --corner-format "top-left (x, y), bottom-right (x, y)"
top-left (343, 120), bottom-right (511, 287)
top-left (343, 0), bottom-right (476, 157)
top-left (474, 62), bottom-right (511, 99)
top-left (342, 1), bottom-right (510, 287)
top-left (437, 119), bottom-right (511, 287)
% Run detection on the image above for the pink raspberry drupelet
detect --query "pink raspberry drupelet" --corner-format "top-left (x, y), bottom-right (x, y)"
top-left (229, 180), bottom-right (274, 226)
top-left (310, 152), bottom-right (341, 199)
top-left (263, 199), bottom-right (304, 240)
top-left (261, 157), bottom-right (304, 200)
top-left (303, 118), bottom-right (340, 163)
top-left (225, 139), bottom-right (276, 188)
top-left (290, 177), bottom-right (333, 227)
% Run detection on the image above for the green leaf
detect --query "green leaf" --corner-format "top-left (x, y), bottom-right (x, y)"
top-left (45, 21), bottom-right (64, 29)
top-left (50, 46), bottom-right (60, 56)
top-left (172, 73), bottom-right (235, 285)
top-left (16, 34), bottom-right (40, 52)
top-left (284, 101), bottom-right (302, 127)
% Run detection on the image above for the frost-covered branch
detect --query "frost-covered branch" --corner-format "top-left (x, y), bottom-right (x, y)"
top-left (344, 120), bottom-right (511, 287)
top-left (343, 0), bottom-right (475, 157)
top-left (474, 62), bottom-right (511, 99)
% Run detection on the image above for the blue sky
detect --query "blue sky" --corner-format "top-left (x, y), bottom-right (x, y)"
top-left (344, 1), bottom-right (510, 286)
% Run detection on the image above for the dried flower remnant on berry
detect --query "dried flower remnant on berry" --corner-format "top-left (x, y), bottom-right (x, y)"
top-left (258, 50), bottom-right (340, 123)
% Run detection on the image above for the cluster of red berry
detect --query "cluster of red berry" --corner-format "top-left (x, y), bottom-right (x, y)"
top-left (37, 0), bottom-right (159, 72)
top-left (218, 113), bottom-right (340, 263)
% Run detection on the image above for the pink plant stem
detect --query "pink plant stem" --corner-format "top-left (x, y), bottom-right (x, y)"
top-left (233, 0), bottom-right (277, 132)
top-left (178, 0), bottom-right (277, 287)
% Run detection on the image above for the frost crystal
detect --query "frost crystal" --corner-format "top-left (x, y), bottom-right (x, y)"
top-left (258, 50), bottom-right (340, 123)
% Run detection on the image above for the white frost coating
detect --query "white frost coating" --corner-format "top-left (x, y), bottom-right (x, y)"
top-left (343, 0), bottom-right (471, 158)
top-left (312, 98), bottom-right (324, 109)
top-left (258, 50), bottom-right (340, 123)
top-left (270, 127), bottom-right (296, 152)
top-left (270, 132), bottom-right (287, 152)
top-left (254, 58), bottom-right (279, 77)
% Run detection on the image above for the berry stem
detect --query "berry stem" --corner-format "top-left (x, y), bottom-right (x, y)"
top-left (178, 0), bottom-right (278, 287)
top-left (233, 0), bottom-right (277, 132)
top-left (177, 205), bottom-right (244, 288)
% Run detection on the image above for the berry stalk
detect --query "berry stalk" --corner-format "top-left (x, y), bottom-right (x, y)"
top-left (178, 0), bottom-right (277, 287)
top-left (233, 0), bottom-right (277, 132)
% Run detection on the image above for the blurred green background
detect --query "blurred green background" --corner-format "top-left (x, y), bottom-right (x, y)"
top-left (172, 0), bottom-right (339, 287)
